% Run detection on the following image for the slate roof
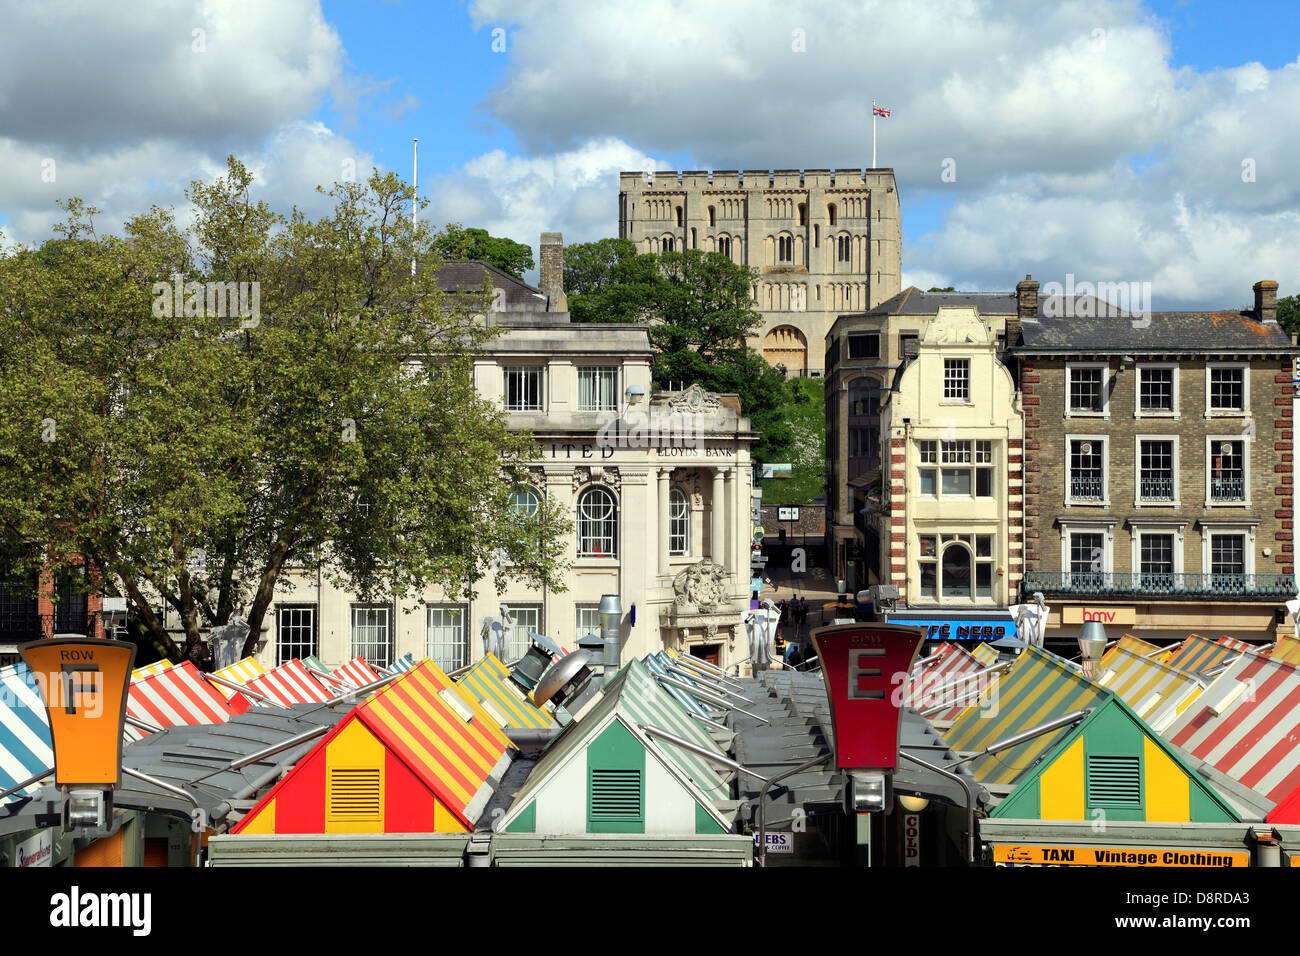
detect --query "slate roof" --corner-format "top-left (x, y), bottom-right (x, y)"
top-left (435, 261), bottom-right (547, 309)
top-left (1017, 310), bottom-right (1294, 352)
top-left (856, 287), bottom-right (1019, 317)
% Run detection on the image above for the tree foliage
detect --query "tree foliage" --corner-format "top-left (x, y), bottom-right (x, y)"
top-left (0, 157), bottom-right (570, 665)
top-left (563, 241), bottom-right (806, 463)
top-left (1277, 293), bottom-right (1299, 337)
top-left (430, 223), bottom-right (534, 279)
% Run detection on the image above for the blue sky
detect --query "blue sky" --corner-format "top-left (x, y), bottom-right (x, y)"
top-left (0, 0), bottom-right (1297, 307)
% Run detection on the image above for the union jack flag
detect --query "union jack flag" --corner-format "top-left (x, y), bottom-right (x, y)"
top-left (873, 105), bottom-right (891, 117)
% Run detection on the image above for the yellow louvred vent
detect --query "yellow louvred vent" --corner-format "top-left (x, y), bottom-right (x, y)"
top-left (328, 768), bottom-right (382, 819)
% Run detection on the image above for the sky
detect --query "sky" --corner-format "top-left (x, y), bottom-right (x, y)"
top-left (0, 0), bottom-right (1297, 309)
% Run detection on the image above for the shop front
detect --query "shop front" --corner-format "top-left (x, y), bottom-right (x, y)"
top-left (885, 610), bottom-right (1019, 646)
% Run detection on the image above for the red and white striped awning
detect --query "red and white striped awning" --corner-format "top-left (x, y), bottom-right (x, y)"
top-left (330, 657), bottom-right (383, 689)
top-left (245, 658), bottom-right (336, 707)
top-left (126, 661), bottom-right (249, 740)
top-left (905, 641), bottom-right (992, 722)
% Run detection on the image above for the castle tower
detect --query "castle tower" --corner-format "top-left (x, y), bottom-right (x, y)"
top-left (618, 168), bottom-right (902, 376)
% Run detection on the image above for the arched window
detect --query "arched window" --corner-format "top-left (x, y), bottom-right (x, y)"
top-left (798, 203), bottom-right (807, 226)
top-left (510, 487), bottom-right (539, 519)
top-left (669, 488), bottom-right (689, 556)
top-left (941, 543), bottom-right (973, 599)
top-left (718, 235), bottom-right (731, 259)
top-left (708, 205), bottom-right (716, 227)
top-left (837, 234), bottom-right (852, 262)
top-left (778, 235), bottom-right (793, 262)
top-left (827, 203), bottom-right (837, 226)
top-left (676, 205), bottom-right (683, 227)
top-left (577, 486), bottom-right (618, 557)
top-left (662, 234), bottom-right (675, 252)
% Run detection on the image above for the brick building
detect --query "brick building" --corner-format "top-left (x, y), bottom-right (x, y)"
top-left (1014, 278), bottom-right (1299, 643)
top-left (0, 565), bottom-right (105, 665)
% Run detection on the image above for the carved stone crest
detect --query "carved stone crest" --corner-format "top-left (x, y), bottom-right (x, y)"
top-left (573, 465), bottom-right (620, 492)
top-left (668, 383), bottom-right (721, 414)
top-left (673, 558), bottom-right (730, 612)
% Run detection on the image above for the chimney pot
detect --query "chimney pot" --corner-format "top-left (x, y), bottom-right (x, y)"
top-left (540, 232), bottom-right (567, 312)
top-left (1254, 280), bottom-right (1278, 323)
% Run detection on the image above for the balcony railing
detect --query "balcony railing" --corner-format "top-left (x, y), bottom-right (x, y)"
top-left (1069, 475), bottom-right (1105, 501)
top-left (1024, 570), bottom-right (1297, 600)
top-left (1210, 475), bottom-right (1246, 502)
top-left (1139, 475), bottom-right (1175, 501)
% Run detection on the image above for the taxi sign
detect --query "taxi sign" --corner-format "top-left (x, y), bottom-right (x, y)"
top-left (811, 623), bottom-right (924, 770)
top-left (20, 638), bottom-right (136, 787)
top-left (992, 844), bottom-right (1250, 868)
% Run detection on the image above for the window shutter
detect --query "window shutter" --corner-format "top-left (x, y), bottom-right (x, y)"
top-left (1086, 755), bottom-right (1141, 808)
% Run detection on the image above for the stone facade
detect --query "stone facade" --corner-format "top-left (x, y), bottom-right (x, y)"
top-left (1016, 279), bottom-right (1300, 641)
top-left (879, 306), bottom-right (1024, 609)
top-left (824, 289), bottom-right (1016, 590)
top-left (618, 168), bottom-right (902, 376)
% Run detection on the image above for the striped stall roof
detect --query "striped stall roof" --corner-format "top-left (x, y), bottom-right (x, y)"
top-left (970, 643), bottom-right (999, 668)
top-left (353, 660), bottom-right (513, 826)
top-left (126, 661), bottom-right (247, 740)
top-left (456, 654), bottom-right (555, 730)
top-left (643, 653), bottom-right (712, 716)
top-left (211, 657), bottom-right (268, 697)
top-left (384, 653), bottom-right (417, 675)
top-left (1093, 647), bottom-right (1205, 734)
top-left (1101, 635), bottom-right (1162, 666)
top-left (1262, 636), bottom-right (1300, 667)
top-left (0, 663), bottom-right (53, 805)
top-left (1164, 653), bottom-right (1300, 802)
top-left (330, 657), bottom-right (384, 689)
top-left (507, 658), bottom-right (731, 818)
top-left (302, 656), bottom-right (328, 673)
top-left (907, 642), bottom-right (991, 722)
top-left (245, 659), bottom-right (336, 707)
top-left (131, 659), bottom-right (173, 680)
top-left (1164, 635), bottom-right (1257, 681)
top-left (943, 646), bottom-right (1110, 787)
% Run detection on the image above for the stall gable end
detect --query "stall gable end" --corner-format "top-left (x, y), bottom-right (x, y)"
top-left (992, 697), bottom-right (1240, 824)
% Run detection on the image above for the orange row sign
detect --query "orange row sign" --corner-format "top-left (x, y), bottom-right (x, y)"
top-left (20, 639), bottom-right (136, 787)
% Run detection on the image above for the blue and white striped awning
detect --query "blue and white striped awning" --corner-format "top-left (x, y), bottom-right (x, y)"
top-left (643, 653), bottom-right (712, 716)
top-left (383, 653), bottom-right (417, 675)
top-left (0, 662), bottom-right (53, 804)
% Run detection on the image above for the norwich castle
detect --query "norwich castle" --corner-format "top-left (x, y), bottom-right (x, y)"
top-left (618, 168), bottom-right (902, 376)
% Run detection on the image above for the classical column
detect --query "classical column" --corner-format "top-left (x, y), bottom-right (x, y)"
top-left (723, 467), bottom-right (735, 577)
top-left (657, 468), bottom-right (671, 578)
top-left (711, 468), bottom-right (725, 565)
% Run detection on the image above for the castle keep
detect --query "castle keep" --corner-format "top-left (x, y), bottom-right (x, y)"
top-left (618, 168), bottom-right (902, 376)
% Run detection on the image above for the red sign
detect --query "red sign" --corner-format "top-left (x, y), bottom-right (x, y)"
top-left (810, 623), bottom-right (924, 770)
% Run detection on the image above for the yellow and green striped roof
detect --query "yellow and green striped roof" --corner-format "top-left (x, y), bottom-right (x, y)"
top-left (943, 646), bottom-right (1109, 787)
top-left (456, 654), bottom-right (555, 730)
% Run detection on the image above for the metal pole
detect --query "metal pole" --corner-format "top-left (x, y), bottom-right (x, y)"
top-left (898, 751), bottom-right (978, 864)
top-left (758, 753), bottom-right (833, 867)
top-left (872, 99), bottom-right (877, 169)
top-left (204, 673), bottom-right (279, 705)
top-left (0, 768), bottom-right (52, 801)
top-left (187, 723), bottom-right (334, 786)
top-left (663, 664), bottom-right (755, 702)
top-left (638, 725), bottom-right (769, 783)
top-left (655, 675), bottom-right (771, 723)
top-left (411, 137), bottom-right (418, 278)
top-left (125, 714), bottom-right (163, 735)
top-left (948, 709), bottom-right (1093, 768)
top-left (122, 766), bottom-right (204, 867)
top-left (672, 654), bottom-right (745, 689)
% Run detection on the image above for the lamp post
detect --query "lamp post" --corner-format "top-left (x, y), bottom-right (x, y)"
top-left (599, 594), bottom-right (622, 680)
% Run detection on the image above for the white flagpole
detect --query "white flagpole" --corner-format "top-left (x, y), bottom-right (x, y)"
top-left (872, 100), bottom-right (877, 169)
top-left (411, 137), bottom-right (418, 277)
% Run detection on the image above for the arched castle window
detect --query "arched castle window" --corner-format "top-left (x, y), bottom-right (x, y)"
top-left (798, 203), bottom-right (807, 226)
top-left (676, 205), bottom-right (683, 227)
top-left (777, 234), bottom-right (793, 262)
top-left (837, 234), bottom-right (852, 263)
top-left (708, 205), bottom-right (716, 227)
top-left (828, 203), bottom-right (837, 226)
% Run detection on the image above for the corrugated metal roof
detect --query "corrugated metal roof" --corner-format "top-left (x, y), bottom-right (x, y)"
top-left (246, 659), bottom-right (335, 706)
top-left (1163, 635), bottom-right (1257, 681)
top-left (943, 646), bottom-right (1109, 787)
top-left (906, 642), bottom-right (991, 722)
top-left (1093, 646), bottom-right (1206, 733)
top-left (125, 660), bottom-right (246, 740)
top-left (0, 662), bottom-right (52, 805)
top-left (1164, 653), bottom-right (1300, 802)
top-left (456, 654), bottom-right (554, 730)
top-left (211, 656), bottom-right (268, 697)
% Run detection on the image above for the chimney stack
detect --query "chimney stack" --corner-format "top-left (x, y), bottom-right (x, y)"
top-left (540, 232), bottom-right (567, 312)
top-left (1016, 275), bottom-right (1039, 321)
top-left (1254, 280), bottom-right (1278, 323)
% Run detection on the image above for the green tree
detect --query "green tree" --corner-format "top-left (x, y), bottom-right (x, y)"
top-left (430, 223), bottom-right (534, 279)
top-left (927, 286), bottom-right (956, 292)
top-left (0, 158), bottom-right (570, 665)
top-left (1277, 293), bottom-right (1299, 337)
top-left (563, 242), bottom-right (805, 462)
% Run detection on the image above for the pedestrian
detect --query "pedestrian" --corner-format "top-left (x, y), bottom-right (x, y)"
top-left (788, 644), bottom-right (803, 668)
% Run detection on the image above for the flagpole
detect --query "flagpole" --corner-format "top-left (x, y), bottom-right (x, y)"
top-left (411, 137), bottom-right (418, 278)
top-left (872, 99), bottom-right (877, 168)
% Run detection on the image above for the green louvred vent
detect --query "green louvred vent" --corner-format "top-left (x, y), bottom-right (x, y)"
top-left (590, 769), bottom-right (643, 820)
top-left (1087, 755), bottom-right (1141, 808)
